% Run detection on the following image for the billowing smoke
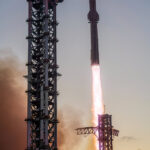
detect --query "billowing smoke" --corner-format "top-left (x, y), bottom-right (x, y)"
top-left (86, 137), bottom-right (96, 150)
top-left (0, 50), bottom-right (26, 150)
top-left (58, 109), bottom-right (82, 150)
top-left (0, 50), bottom-right (84, 150)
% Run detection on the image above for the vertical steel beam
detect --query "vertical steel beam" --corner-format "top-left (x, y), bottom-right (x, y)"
top-left (27, 0), bottom-right (32, 148)
top-left (43, 0), bottom-right (49, 146)
top-left (40, 86), bottom-right (44, 147)
top-left (54, 5), bottom-right (58, 149)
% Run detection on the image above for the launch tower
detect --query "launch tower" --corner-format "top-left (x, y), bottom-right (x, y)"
top-left (76, 114), bottom-right (119, 150)
top-left (25, 0), bottom-right (63, 149)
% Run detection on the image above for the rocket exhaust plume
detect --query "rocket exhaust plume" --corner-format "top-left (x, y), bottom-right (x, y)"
top-left (92, 64), bottom-right (104, 150)
top-left (92, 65), bottom-right (104, 125)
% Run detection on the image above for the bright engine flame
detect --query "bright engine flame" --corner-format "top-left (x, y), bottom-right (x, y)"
top-left (92, 64), bottom-right (104, 150)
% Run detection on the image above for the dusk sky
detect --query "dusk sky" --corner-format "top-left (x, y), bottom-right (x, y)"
top-left (0, 0), bottom-right (150, 150)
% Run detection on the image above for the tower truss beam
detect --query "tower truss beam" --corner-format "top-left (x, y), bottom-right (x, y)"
top-left (76, 126), bottom-right (119, 137)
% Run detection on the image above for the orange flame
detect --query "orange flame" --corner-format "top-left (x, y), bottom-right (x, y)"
top-left (92, 64), bottom-right (104, 150)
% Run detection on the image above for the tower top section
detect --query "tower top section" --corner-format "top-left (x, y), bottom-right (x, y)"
top-left (27, 0), bottom-right (63, 4)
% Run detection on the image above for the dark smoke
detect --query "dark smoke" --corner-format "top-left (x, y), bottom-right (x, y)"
top-left (0, 51), bottom-right (26, 150)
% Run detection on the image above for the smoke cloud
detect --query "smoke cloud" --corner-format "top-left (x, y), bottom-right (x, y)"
top-left (58, 108), bottom-right (83, 150)
top-left (86, 137), bottom-right (95, 150)
top-left (0, 50), bottom-right (26, 150)
top-left (119, 136), bottom-right (136, 142)
top-left (0, 50), bottom-right (92, 150)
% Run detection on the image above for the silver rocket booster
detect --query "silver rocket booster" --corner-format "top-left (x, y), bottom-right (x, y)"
top-left (88, 0), bottom-right (100, 65)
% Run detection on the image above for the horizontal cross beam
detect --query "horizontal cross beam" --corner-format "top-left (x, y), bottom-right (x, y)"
top-left (76, 127), bottom-right (119, 137)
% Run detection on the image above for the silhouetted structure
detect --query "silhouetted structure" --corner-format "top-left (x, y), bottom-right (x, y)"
top-left (76, 114), bottom-right (119, 150)
top-left (25, 0), bottom-right (63, 149)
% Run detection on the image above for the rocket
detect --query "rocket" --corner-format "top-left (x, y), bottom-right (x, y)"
top-left (88, 0), bottom-right (100, 65)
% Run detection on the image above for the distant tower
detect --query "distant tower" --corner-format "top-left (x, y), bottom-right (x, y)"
top-left (76, 114), bottom-right (119, 150)
top-left (25, 0), bottom-right (63, 149)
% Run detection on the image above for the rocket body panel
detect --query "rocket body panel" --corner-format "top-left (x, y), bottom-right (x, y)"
top-left (90, 22), bottom-right (99, 65)
top-left (88, 0), bottom-right (100, 65)
top-left (89, 0), bottom-right (96, 11)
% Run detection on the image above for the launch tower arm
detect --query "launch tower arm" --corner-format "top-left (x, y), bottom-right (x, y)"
top-left (112, 129), bottom-right (119, 136)
top-left (76, 127), bottom-right (119, 137)
top-left (76, 127), bottom-right (97, 135)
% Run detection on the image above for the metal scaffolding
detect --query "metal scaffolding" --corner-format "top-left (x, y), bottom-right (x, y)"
top-left (25, 0), bottom-right (63, 149)
top-left (76, 114), bottom-right (119, 150)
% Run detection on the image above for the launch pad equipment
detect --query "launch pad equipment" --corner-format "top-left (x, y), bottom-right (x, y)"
top-left (26, 0), bottom-right (63, 149)
top-left (76, 114), bottom-right (119, 150)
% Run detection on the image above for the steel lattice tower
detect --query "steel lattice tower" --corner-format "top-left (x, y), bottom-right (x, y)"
top-left (25, 0), bottom-right (63, 149)
top-left (76, 114), bottom-right (119, 150)
top-left (98, 114), bottom-right (114, 150)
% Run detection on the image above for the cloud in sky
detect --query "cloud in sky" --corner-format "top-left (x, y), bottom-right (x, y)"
top-left (119, 136), bottom-right (137, 142)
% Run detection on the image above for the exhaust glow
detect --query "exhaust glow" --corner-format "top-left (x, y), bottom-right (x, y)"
top-left (91, 64), bottom-right (104, 150)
